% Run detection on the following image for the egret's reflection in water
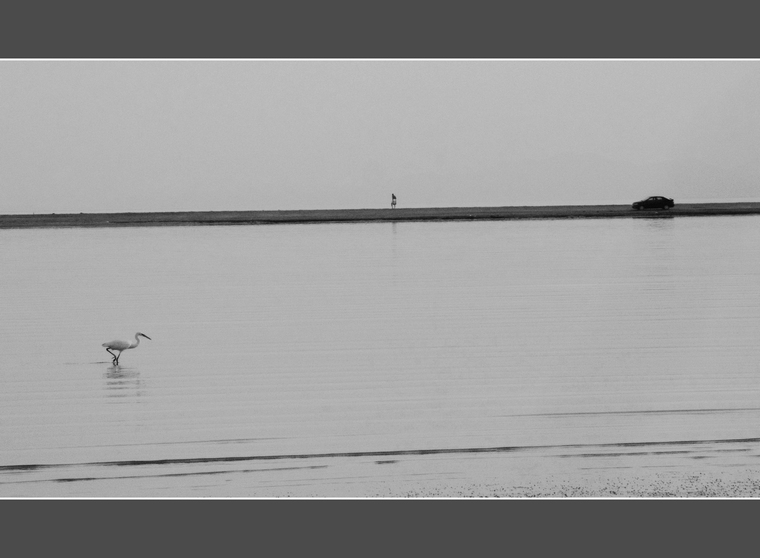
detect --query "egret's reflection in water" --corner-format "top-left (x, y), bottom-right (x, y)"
top-left (104, 367), bottom-right (143, 399)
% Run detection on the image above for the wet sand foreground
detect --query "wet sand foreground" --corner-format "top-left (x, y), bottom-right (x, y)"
top-left (6, 438), bottom-right (760, 497)
top-left (2, 202), bottom-right (760, 228)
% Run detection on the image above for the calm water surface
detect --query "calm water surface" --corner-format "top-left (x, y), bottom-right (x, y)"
top-left (2, 216), bottom-right (760, 496)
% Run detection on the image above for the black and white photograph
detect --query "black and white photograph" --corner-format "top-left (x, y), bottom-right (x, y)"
top-left (2, 59), bottom-right (760, 498)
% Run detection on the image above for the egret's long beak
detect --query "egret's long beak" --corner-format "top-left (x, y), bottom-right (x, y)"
top-left (143, 334), bottom-right (152, 340)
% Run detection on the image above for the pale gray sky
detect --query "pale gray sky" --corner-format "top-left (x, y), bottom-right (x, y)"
top-left (1, 60), bottom-right (759, 214)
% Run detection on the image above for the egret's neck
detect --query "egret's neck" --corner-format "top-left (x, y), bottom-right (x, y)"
top-left (131, 334), bottom-right (141, 349)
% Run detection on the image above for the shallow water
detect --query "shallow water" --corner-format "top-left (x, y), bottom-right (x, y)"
top-left (2, 216), bottom-right (760, 496)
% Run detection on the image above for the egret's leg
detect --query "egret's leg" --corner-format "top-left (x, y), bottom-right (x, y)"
top-left (106, 348), bottom-right (117, 364)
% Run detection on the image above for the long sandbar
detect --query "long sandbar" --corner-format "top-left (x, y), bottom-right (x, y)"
top-left (2, 202), bottom-right (760, 229)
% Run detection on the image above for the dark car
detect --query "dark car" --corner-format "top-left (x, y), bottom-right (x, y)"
top-left (632, 196), bottom-right (675, 210)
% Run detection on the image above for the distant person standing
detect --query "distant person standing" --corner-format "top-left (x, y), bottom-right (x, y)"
top-left (391, 193), bottom-right (397, 209)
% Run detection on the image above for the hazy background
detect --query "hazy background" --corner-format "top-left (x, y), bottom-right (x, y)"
top-left (1, 60), bottom-right (759, 215)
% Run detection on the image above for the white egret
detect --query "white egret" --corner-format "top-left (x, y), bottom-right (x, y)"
top-left (102, 332), bottom-right (151, 365)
